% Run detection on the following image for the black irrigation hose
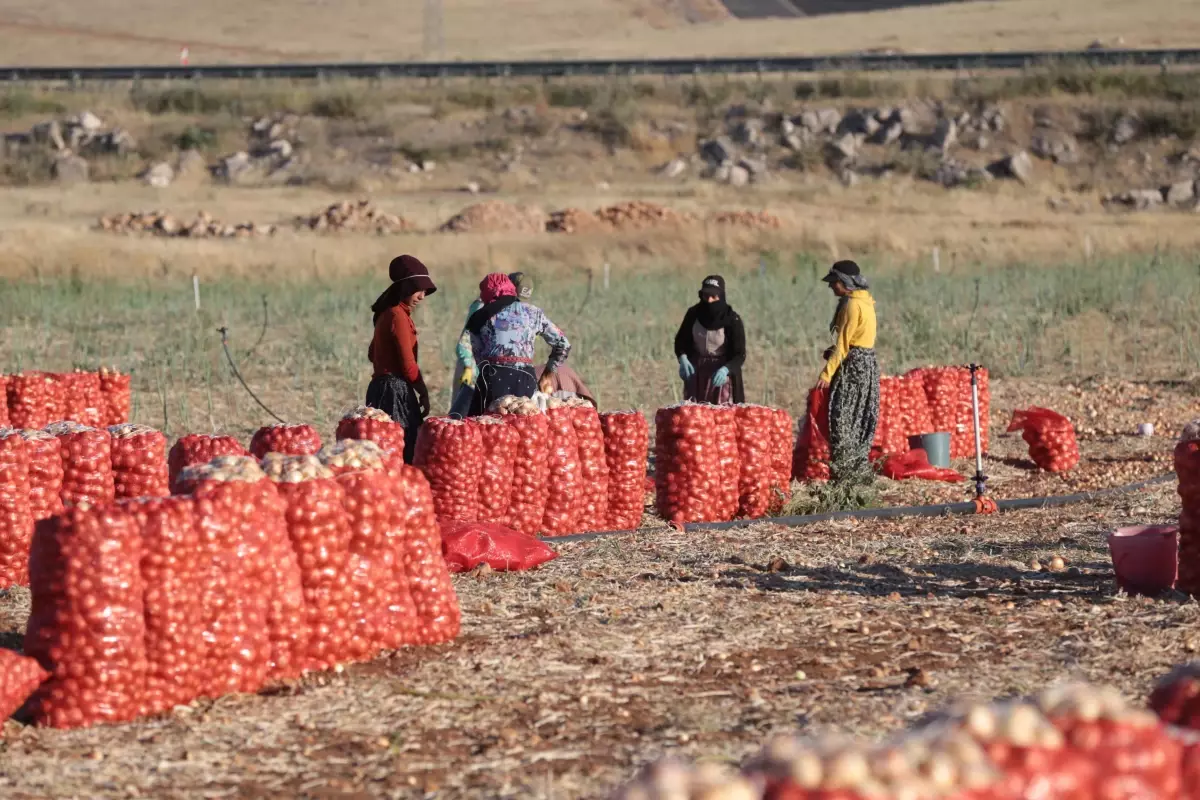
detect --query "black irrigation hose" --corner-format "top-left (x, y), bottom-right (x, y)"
top-left (218, 326), bottom-right (287, 424)
top-left (541, 472), bottom-right (1177, 544)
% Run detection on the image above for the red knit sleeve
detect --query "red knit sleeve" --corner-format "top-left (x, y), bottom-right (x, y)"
top-left (390, 311), bottom-right (421, 383)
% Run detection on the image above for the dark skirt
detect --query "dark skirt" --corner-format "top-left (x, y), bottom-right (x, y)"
top-left (684, 356), bottom-right (744, 405)
top-left (828, 347), bottom-right (880, 484)
top-left (365, 374), bottom-right (424, 464)
top-left (470, 362), bottom-right (537, 416)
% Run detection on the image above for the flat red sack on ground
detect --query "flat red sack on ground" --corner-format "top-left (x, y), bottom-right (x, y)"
top-left (1007, 407), bottom-right (1080, 473)
top-left (109, 424), bottom-right (169, 500)
top-left (0, 649), bottom-right (48, 723)
top-left (58, 371), bottom-right (104, 428)
top-left (415, 417), bottom-right (484, 522)
top-left (167, 434), bottom-right (249, 494)
top-left (570, 407), bottom-right (610, 532)
top-left (25, 504), bottom-right (148, 729)
top-left (6, 373), bottom-right (60, 430)
top-left (97, 368), bottom-right (132, 427)
top-left (335, 407), bottom-right (405, 468)
top-left (0, 430), bottom-right (34, 588)
top-left (440, 519), bottom-right (558, 572)
top-left (880, 449), bottom-right (964, 483)
top-left (503, 414), bottom-right (551, 535)
top-left (655, 404), bottom-right (722, 524)
top-left (601, 410), bottom-right (649, 531)
top-left (18, 431), bottom-right (63, 522)
top-left (393, 465), bottom-right (461, 645)
top-left (46, 422), bottom-right (115, 509)
top-left (249, 424), bottom-right (322, 459)
top-left (792, 388), bottom-right (831, 482)
top-left (735, 405), bottom-right (777, 519)
top-left (542, 407), bottom-right (584, 535)
top-left (1176, 440), bottom-right (1200, 596)
top-left (471, 416), bottom-right (518, 525)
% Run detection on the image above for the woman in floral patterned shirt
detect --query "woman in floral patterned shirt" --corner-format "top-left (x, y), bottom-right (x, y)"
top-left (466, 273), bottom-right (571, 415)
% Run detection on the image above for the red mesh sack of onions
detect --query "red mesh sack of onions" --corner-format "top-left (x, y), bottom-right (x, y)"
top-left (97, 368), bottom-right (132, 427)
top-left (320, 440), bottom-right (421, 654)
top-left (735, 405), bottom-right (777, 520)
top-left (0, 430), bottom-right (33, 588)
top-left (600, 410), bottom-right (649, 531)
top-left (121, 495), bottom-right (206, 716)
top-left (570, 406), bottom-right (610, 532)
top-left (46, 422), bottom-right (115, 509)
top-left (503, 413), bottom-right (550, 535)
top-left (0, 376), bottom-right (8, 428)
top-left (264, 447), bottom-right (358, 670)
top-left (0, 649), bottom-right (48, 723)
top-left (390, 464), bottom-right (461, 645)
top-left (58, 371), bottom-right (104, 428)
top-left (1006, 407), bottom-right (1080, 473)
top-left (109, 424), bottom-right (169, 500)
top-left (712, 406), bottom-right (740, 522)
top-left (6, 373), bottom-right (60, 430)
top-left (167, 434), bottom-right (248, 494)
top-left (1151, 662), bottom-right (1200, 731)
top-left (18, 430), bottom-right (64, 522)
top-left (414, 417), bottom-right (484, 522)
top-left (25, 504), bottom-right (148, 729)
top-left (898, 372), bottom-right (935, 439)
top-left (249, 423), bottom-right (322, 459)
top-left (541, 407), bottom-right (583, 535)
top-left (766, 408), bottom-right (794, 514)
top-left (792, 388), bottom-right (831, 483)
top-left (1175, 431), bottom-right (1200, 596)
top-left (915, 367), bottom-right (969, 458)
top-left (472, 416), bottom-right (518, 525)
top-left (335, 406), bottom-right (405, 469)
top-left (655, 404), bottom-right (722, 524)
top-left (872, 377), bottom-right (909, 457)
top-left (174, 457), bottom-right (273, 697)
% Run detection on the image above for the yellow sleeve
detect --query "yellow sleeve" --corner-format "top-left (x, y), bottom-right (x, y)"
top-left (819, 301), bottom-right (861, 384)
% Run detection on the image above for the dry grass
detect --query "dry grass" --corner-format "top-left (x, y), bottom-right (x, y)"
top-left (0, 0), bottom-right (1196, 65)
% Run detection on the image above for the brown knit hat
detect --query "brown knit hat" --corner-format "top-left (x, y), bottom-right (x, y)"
top-left (388, 254), bottom-right (437, 295)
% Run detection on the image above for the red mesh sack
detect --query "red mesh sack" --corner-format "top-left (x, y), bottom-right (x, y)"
top-left (880, 449), bottom-right (964, 483)
top-left (655, 404), bottom-right (721, 524)
top-left (440, 519), bottom-right (558, 572)
top-left (414, 417), bottom-right (484, 522)
top-left (766, 408), bottom-right (794, 514)
top-left (601, 410), bottom-right (649, 531)
top-left (1176, 438), bottom-right (1200, 596)
top-left (97, 368), bottom-right (132, 427)
top-left (1152, 663), bottom-right (1200, 732)
top-left (167, 434), bottom-right (248, 494)
top-left (25, 504), bottom-right (147, 728)
top-left (0, 430), bottom-right (33, 588)
top-left (18, 431), bottom-right (64, 522)
top-left (1007, 408), bottom-right (1080, 473)
top-left (735, 405), bottom-right (777, 519)
top-left (335, 406), bottom-right (405, 468)
top-left (899, 372), bottom-right (935, 438)
top-left (503, 413), bottom-right (550, 535)
top-left (320, 441), bottom-right (420, 655)
top-left (58, 371), bottom-right (104, 428)
top-left (792, 388), bottom-right (831, 482)
top-left (122, 496), bottom-right (205, 716)
top-left (570, 407), bottom-right (610, 532)
top-left (872, 377), bottom-right (909, 456)
top-left (249, 424), bottom-right (322, 459)
top-left (109, 424), bottom-right (169, 500)
top-left (46, 422), bottom-right (114, 509)
top-left (0, 649), bottom-right (48, 723)
top-left (7, 373), bottom-right (60, 430)
top-left (0, 375), bottom-right (8, 428)
top-left (542, 407), bottom-right (583, 535)
top-left (914, 366), bottom-right (989, 459)
top-left (394, 465), bottom-right (461, 645)
top-left (473, 416), bottom-right (518, 525)
top-left (712, 406), bottom-right (740, 522)
top-left (175, 457), bottom-right (273, 697)
top-left (267, 449), bottom-right (357, 670)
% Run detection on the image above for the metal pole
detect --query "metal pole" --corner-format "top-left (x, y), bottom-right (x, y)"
top-left (969, 363), bottom-right (987, 499)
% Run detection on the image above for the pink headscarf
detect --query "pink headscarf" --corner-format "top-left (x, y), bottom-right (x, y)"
top-left (479, 273), bottom-right (517, 305)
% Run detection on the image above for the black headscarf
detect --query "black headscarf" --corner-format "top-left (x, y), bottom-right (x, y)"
top-left (695, 274), bottom-right (735, 331)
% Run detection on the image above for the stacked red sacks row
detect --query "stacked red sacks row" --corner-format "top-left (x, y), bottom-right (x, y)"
top-left (167, 434), bottom-right (248, 494)
top-left (249, 424), bottom-right (322, 459)
top-left (655, 404), bottom-right (723, 524)
top-left (0, 430), bottom-right (34, 588)
top-left (735, 405), bottom-right (779, 519)
top-left (473, 416), bottom-right (518, 525)
top-left (504, 413), bottom-right (551, 535)
top-left (571, 407), bottom-right (610, 532)
top-left (335, 406), bottom-right (405, 468)
top-left (908, 366), bottom-right (991, 458)
top-left (541, 407), bottom-right (584, 535)
top-left (19, 431), bottom-right (64, 521)
top-left (872, 376), bottom-right (910, 456)
top-left (0, 649), bottom-right (48, 723)
top-left (415, 417), bottom-right (484, 523)
top-left (1176, 431), bottom-right (1200, 596)
top-left (3, 370), bottom-right (133, 431)
top-left (58, 371), bottom-right (104, 428)
top-left (391, 463), bottom-right (462, 645)
top-left (1007, 408), bottom-right (1080, 473)
top-left (712, 407), bottom-right (741, 521)
top-left (109, 424), bottom-right (169, 500)
top-left (792, 388), bottom-right (832, 483)
top-left (6, 373), bottom-right (60, 430)
top-left (45, 422), bottom-right (115, 509)
top-left (601, 411), bottom-right (650, 531)
top-left (98, 368), bottom-right (132, 427)
top-left (766, 408), bottom-right (793, 514)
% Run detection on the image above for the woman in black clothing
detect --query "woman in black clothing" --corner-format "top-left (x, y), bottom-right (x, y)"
top-left (673, 275), bottom-right (746, 405)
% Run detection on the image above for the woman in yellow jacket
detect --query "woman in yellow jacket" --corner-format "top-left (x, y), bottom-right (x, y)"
top-left (817, 260), bottom-right (879, 485)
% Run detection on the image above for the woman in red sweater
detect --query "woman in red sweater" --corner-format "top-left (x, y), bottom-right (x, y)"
top-left (367, 254), bottom-right (437, 464)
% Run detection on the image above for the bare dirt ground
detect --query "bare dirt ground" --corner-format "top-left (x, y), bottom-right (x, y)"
top-left (0, 378), bottom-right (1197, 799)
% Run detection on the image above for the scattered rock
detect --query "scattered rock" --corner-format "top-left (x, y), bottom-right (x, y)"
top-left (732, 118), bottom-right (765, 148)
top-left (659, 158), bottom-right (688, 178)
top-left (1104, 189), bottom-right (1163, 211)
top-left (930, 158), bottom-right (991, 188)
top-left (837, 109), bottom-right (879, 138)
top-left (1109, 113), bottom-right (1141, 146)
top-left (213, 151), bottom-right (253, 183)
top-left (826, 133), bottom-right (860, 165)
top-left (1164, 180), bottom-right (1195, 207)
top-left (175, 149), bottom-right (208, 181)
top-left (868, 121), bottom-right (904, 146)
top-left (707, 210), bottom-right (782, 231)
top-left (296, 200), bottom-right (415, 234)
top-left (727, 165), bottom-right (751, 187)
top-left (737, 157), bottom-right (768, 180)
top-left (76, 111), bottom-right (103, 133)
top-left (51, 153), bottom-right (89, 184)
top-left (988, 150), bottom-right (1034, 183)
top-left (1030, 128), bottom-right (1079, 165)
top-left (31, 120), bottom-right (65, 151)
top-left (141, 161), bottom-right (175, 188)
top-left (594, 201), bottom-right (698, 231)
top-left (699, 137), bottom-right (734, 167)
top-left (463, 181), bottom-right (482, 195)
top-left (98, 210), bottom-right (275, 238)
top-left (929, 118), bottom-right (957, 154)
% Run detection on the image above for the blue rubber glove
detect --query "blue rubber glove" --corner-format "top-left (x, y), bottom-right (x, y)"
top-left (712, 366), bottom-right (730, 388)
top-left (678, 354), bottom-right (695, 381)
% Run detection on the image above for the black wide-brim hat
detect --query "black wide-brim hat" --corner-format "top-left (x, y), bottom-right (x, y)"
top-left (388, 254), bottom-right (437, 295)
